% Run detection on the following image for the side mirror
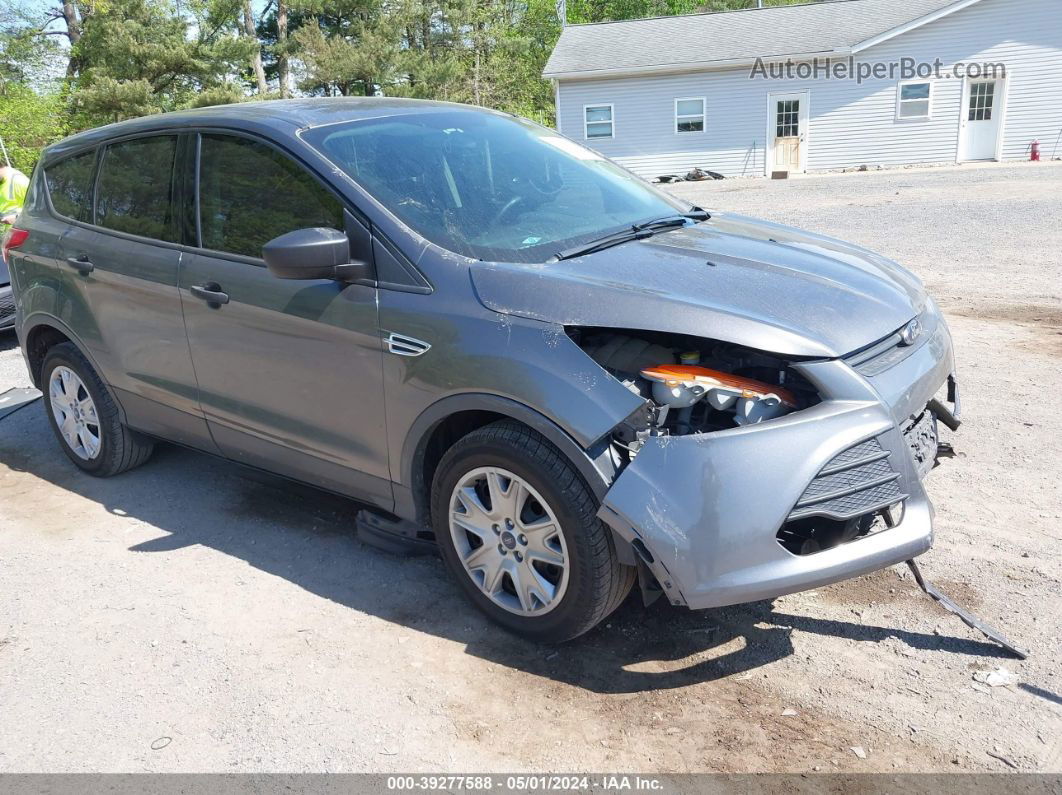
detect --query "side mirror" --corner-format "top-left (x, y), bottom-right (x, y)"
top-left (262, 227), bottom-right (372, 283)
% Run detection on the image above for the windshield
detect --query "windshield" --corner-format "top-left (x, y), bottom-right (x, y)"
top-left (301, 110), bottom-right (689, 263)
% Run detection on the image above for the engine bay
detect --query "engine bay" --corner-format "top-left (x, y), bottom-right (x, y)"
top-left (570, 327), bottom-right (820, 450)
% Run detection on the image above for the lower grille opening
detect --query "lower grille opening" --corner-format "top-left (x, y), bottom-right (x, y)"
top-left (777, 510), bottom-right (894, 556)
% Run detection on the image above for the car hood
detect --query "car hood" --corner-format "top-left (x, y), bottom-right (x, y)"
top-left (469, 212), bottom-right (926, 359)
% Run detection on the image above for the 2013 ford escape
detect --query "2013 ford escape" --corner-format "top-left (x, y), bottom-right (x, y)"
top-left (4, 98), bottom-right (960, 642)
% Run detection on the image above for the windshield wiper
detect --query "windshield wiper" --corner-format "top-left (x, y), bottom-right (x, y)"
top-left (553, 214), bottom-right (702, 261)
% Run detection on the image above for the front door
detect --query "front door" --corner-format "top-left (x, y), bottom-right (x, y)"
top-left (179, 132), bottom-right (392, 509)
top-left (959, 78), bottom-right (1004, 161)
top-left (769, 92), bottom-right (808, 175)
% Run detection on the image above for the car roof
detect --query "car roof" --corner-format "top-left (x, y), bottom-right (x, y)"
top-left (43, 97), bottom-right (503, 163)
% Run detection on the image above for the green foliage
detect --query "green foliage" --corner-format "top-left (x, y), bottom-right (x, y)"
top-left (69, 0), bottom-right (255, 125)
top-left (567, 0), bottom-right (813, 23)
top-left (0, 83), bottom-right (67, 170)
top-left (1, 4), bottom-right (64, 90)
top-left (190, 82), bottom-right (259, 108)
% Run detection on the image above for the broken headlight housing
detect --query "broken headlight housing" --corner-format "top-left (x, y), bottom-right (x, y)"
top-left (570, 328), bottom-right (819, 448)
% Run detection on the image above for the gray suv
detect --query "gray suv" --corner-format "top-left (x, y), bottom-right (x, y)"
top-left (4, 98), bottom-right (959, 642)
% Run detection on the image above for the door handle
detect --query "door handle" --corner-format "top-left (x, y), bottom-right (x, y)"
top-left (66, 255), bottom-right (94, 274)
top-left (190, 282), bottom-right (230, 305)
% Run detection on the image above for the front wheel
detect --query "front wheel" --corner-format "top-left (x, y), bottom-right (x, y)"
top-left (431, 420), bottom-right (635, 642)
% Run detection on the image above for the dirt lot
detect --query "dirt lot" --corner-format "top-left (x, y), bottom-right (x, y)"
top-left (1, 162), bottom-right (1060, 774)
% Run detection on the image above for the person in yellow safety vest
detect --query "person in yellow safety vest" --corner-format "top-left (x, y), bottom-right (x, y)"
top-left (1, 164), bottom-right (30, 237)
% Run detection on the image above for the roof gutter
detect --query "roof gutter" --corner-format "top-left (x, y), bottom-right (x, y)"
top-left (543, 49), bottom-right (847, 81)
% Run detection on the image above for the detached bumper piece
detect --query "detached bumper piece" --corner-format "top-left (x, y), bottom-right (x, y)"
top-left (907, 559), bottom-right (1028, 659)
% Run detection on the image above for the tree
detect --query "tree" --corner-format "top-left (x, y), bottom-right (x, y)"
top-left (276, 0), bottom-right (290, 96)
top-left (290, 0), bottom-right (400, 96)
top-left (255, 0), bottom-right (302, 96)
top-left (0, 0), bottom-right (66, 88)
top-left (67, 0), bottom-right (255, 124)
top-left (240, 0), bottom-right (268, 93)
top-left (0, 83), bottom-right (67, 170)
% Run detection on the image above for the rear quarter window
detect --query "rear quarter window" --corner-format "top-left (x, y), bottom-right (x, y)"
top-left (45, 150), bottom-right (97, 222)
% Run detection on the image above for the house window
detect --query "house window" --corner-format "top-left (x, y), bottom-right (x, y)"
top-left (968, 81), bottom-right (995, 121)
top-left (776, 100), bottom-right (800, 138)
top-left (675, 98), bottom-right (706, 133)
top-left (897, 81), bottom-right (932, 119)
top-left (584, 105), bottom-right (613, 139)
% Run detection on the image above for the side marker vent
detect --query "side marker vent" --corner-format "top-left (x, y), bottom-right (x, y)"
top-left (385, 332), bottom-right (431, 357)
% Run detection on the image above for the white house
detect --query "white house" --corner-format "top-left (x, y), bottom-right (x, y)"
top-left (543, 0), bottom-right (1062, 178)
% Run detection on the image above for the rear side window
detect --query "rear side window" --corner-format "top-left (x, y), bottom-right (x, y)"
top-left (46, 150), bottom-right (97, 222)
top-left (198, 133), bottom-right (343, 259)
top-left (96, 136), bottom-right (179, 242)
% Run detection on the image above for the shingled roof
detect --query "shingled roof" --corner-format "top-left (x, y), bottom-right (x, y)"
top-left (543, 0), bottom-right (978, 78)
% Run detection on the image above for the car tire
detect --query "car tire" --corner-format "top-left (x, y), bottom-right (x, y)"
top-left (431, 420), bottom-right (635, 642)
top-left (42, 342), bottom-right (154, 477)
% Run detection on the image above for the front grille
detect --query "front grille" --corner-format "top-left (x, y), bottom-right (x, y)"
top-left (844, 309), bottom-right (936, 377)
top-left (787, 437), bottom-right (906, 521)
top-left (844, 330), bottom-right (913, 376)
top-left (0, 292), bottom-right (14, 324)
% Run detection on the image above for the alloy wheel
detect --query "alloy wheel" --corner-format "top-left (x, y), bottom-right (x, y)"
top-left (448, 466), bottom-right (570, 616)
top-left (48, 366), bottom-right (101, 461)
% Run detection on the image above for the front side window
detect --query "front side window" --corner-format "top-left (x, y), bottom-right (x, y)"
top-left (675, 98), bottom-right (705, 133)
top-left (584, 105), bottom-right (614, 139)
top-left (46, 150), bottom-right (97, 222)
top-left (897, 82), bottom-right (932, 119)
top-left (197, 134), bottom-right (343, 259)
top-left (302, 110), bottom-right (689, 263)
top-left (96, 136), bottom-right (179, 242)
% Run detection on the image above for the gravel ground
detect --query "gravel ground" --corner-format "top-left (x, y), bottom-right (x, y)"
top-left (1, 161), bottom-right (1060, 774)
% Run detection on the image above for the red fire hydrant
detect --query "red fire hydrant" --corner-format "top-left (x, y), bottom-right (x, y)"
top-left (1031, 140), bottom-right (1041, 161)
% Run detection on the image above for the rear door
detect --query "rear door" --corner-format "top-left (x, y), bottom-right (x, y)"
top-left (57, 133), bottom-right (213, 449)
top-left (8, 149), bottom-right (98, 324)
top-left (178, 131), bottom-right (391, 508)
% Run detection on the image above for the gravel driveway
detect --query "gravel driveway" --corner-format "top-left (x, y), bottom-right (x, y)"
top-left (1, 162), bottom-right (1059, 774)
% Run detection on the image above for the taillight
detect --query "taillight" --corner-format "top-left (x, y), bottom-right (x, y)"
top-left (2, 227), bottom-right (29, 261)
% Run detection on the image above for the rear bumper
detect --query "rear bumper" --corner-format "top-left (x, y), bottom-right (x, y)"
top-left (0, 283), bottom-right (14, 330)
top-left (597, 308), bottom-right (955, 610)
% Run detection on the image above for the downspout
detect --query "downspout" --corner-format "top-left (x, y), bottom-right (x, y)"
top-left (554, 79), bottom-right (561, 133)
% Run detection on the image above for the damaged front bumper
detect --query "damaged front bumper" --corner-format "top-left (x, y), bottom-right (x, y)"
top-left (597, 305), bottom-right (957, 610)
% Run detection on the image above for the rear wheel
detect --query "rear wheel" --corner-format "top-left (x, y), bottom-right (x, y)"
top-left (42, 343), bottom-right (154, 476)
top-left (431, 420), bottom-right (635, 642)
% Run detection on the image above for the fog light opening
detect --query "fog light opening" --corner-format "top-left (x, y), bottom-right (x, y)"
top-left (777, 513), bottom-right (880, 556)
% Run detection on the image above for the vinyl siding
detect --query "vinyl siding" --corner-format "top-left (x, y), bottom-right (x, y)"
top-left (555, 0), bottom-right (1062, 177)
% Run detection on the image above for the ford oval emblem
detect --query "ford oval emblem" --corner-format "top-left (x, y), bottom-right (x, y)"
top-left (899, 318), bottom-right (923, 346)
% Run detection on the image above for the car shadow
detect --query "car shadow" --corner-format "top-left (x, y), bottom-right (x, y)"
top-left (0, 405), bottom-right (1009, 694)
top-left (0, 331), bottom-right (19, 351)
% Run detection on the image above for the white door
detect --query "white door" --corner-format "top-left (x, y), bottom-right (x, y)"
top-left (767, 92), bottom-right (809, 175)
top-left (959, 79), bottom-right (1004, 161)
